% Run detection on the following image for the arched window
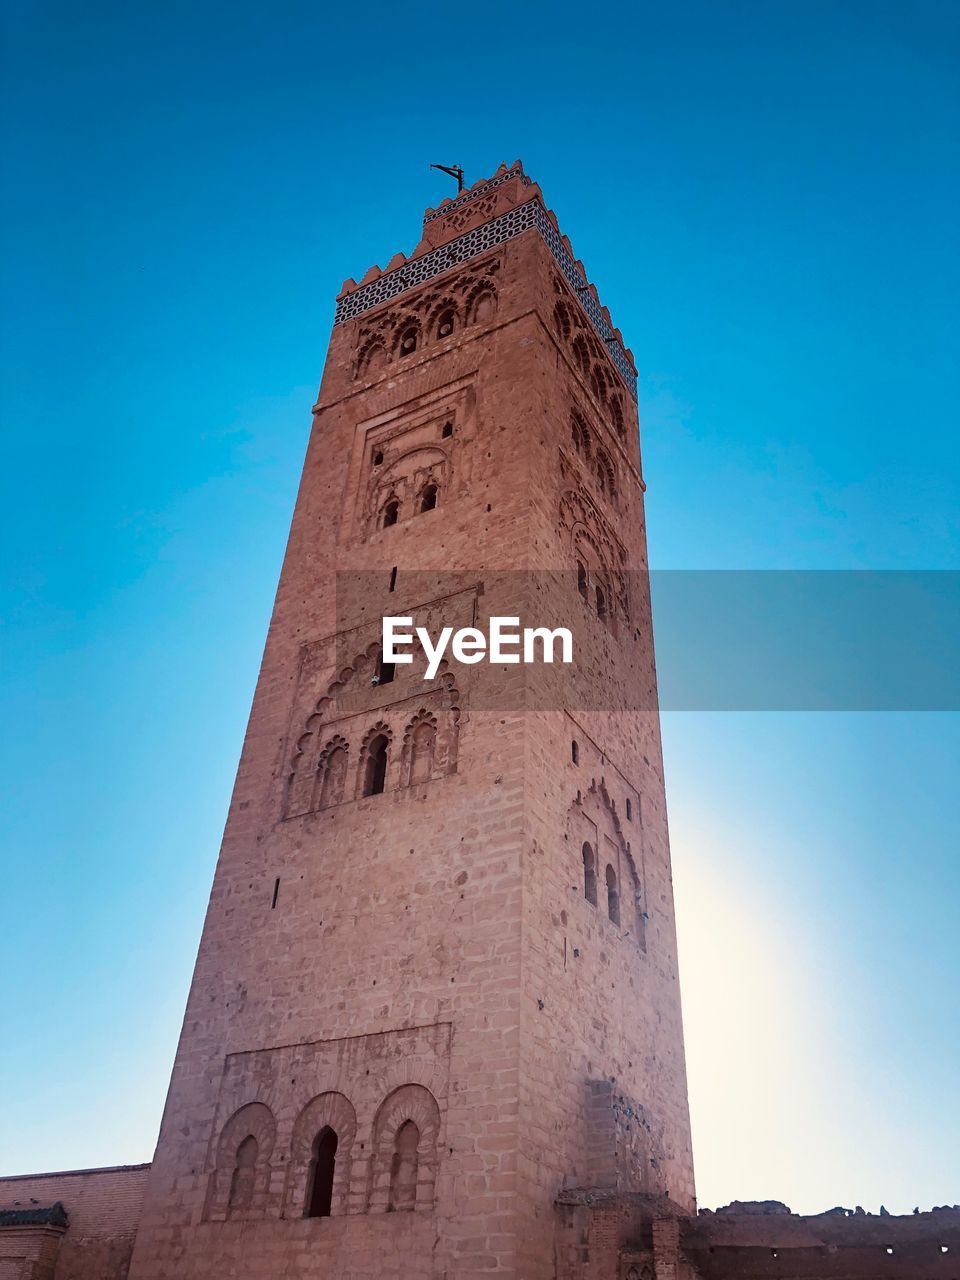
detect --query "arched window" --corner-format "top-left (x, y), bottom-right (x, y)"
top-left (363, 734), bottom-right (389, 797)
top-left (436, 309), bottom-right (456, 339)
top-left (419, 483), bottom-right (438, 513)
top-left (595, 585), bottom-right (607, 622)
top-left (410, 720), bottom-right (436, 785)
top-left (398, 327), bottom-right (418, 357)
top-left (368, 1084), bottom-right (441, 1214)
top-left (305, 1127), bottom-right (338, 1218)
top-left (582, 843), bottom-right (597, 906)
top-left (387, 1119), bottom-right (420, 1212)
top-left (572, 415), bottom-right (589, 456)
top-left (572, 335), bottom-right (591, 375)
top-left (318, 745), bottom-right (348, 809)
top-left (626, 1266), bottom-right (654, 1280)
top-left (596, 449), bottom-right (615, 500)
top-left (210, 1102), bottom-right (276, 1223)
top-left (375, 648), bottom-right (395, 686)
top-left (228, 1134), bottom-right (258, 1212)
top-left (610, 395), bottom-right (625, 439)
top-left (553, 301), bottom-right (572, 341)
top-left (382, 498), bottom-right (399, 528)
top-left (577, 562), bottom-right (588, 601)
top-left (606, 864), bottom-right (620, 925)
top-left (441, 420), bottom-right (453, 439)
top-left (373, 448), bottom-right (384, 466)
top-left (284, 1093), bottom-right (354, 1222)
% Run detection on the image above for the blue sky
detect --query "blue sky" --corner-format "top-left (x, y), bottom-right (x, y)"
top-left (1, 0), bottom-right (957, 1210)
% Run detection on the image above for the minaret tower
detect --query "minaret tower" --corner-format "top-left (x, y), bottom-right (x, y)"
top-left (129, 162), bottom-right (695, 1280)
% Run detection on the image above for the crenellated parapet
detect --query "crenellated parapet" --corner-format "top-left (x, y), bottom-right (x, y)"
top-left (334, 161), bottom-right (639, 399)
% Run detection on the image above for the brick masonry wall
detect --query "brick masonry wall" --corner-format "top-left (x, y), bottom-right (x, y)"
top-left (0, 1166), bottom-right (149, 1280)
top-left (0, 1229), bottom-right (63, 1280)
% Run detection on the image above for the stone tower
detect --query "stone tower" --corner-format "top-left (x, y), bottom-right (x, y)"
top-left (128, 161), bottom-right (695, 1280)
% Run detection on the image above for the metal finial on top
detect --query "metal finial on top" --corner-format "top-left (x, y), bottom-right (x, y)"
top-left (429, 163), bottom-right (465, 193)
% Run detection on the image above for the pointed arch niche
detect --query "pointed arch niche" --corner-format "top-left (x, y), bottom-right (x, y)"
top-left (364, 444), bottom-right (449, 536)
top-left (284, 1091), bottom-right (357, 1220)
top-left (205, 1101), bottom-right (276, 1222)
top-left (367, 1084), bottom-right (442, 1214)
top-left (558, 486), bottom-right (630, 631)
top-left (283, 647), bottom-right (462, 819)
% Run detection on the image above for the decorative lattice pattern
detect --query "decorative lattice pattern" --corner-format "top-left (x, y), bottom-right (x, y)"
top-left (334, 198), bottom-right (637, 399)
top-left (423, 166), bottom-right (529, 224)
top-left (334, 203), bottom-right (535, 323)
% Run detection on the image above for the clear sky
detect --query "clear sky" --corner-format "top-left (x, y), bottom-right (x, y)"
top-left (1, 0), bottom-right (957, 1211)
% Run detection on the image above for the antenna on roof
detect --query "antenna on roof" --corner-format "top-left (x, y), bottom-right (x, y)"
top-left (430, 163), bottom-right (465, 193)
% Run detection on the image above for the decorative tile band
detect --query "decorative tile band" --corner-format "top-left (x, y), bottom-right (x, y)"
top-left (531, 204), bottom-right (636, 397)
top-left (422, 166), bottom-right (529, 224)
top-left (334, 202), bottom-right (536, 323)
top-left (334, 198), bottom-right (637, 399)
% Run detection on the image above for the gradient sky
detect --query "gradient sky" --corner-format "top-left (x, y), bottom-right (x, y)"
top-left (1, 0), bottom-right (957, 1212)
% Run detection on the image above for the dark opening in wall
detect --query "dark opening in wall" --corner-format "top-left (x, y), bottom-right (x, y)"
top-left (364, 735), bottom-right (389, 796)
top-left (625, 797), bottom-right (632, 822)
top-left (399, 328), bottom-right (418, 357)
top-left (383, 499), bottom-right (399, 528)
top-left (441, 420), bottom-right (453, 438)
top-left (271, 877), bottom-right (280, 909)
top-left (437, 309), bottom-right (456, 339)
top-left (305, 1127), bottom-right (338, 1218)
top-left (375, 648), bottom-right (396, 685)
top-left (571, 739), bottom-right (579, 764)
top-left (389, 566), bottom-right (397, 592)
top-left (420, 484), bottom-right (438, 513)
top-left (373, 449), bottom-right (384, 466)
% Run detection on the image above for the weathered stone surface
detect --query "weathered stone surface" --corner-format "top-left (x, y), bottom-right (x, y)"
top-left (714, 1201), bottom-right (792, 1217)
